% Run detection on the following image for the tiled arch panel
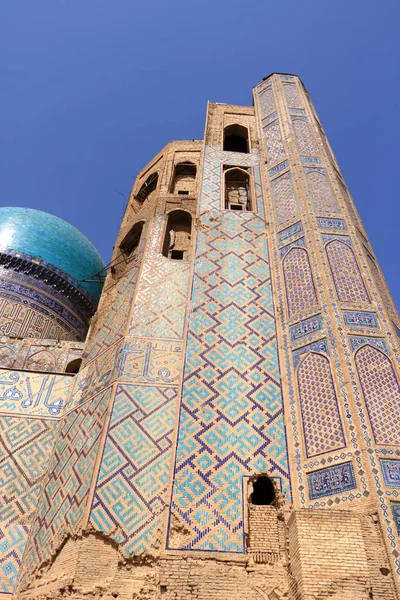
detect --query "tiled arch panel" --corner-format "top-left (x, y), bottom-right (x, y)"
top-left (355, 345), bottom-right (400, 445)
top-left (283, 247), bottom-right (318, 317)
top-left (326, 240), bottom-right (370, 303)
top-left (297, 352), bottom-right (346, 458)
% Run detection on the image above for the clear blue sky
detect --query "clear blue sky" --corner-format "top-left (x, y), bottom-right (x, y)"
top-left (1, 0), bottom-right (399, 308)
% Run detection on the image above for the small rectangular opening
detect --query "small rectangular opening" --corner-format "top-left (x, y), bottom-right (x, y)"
top-left (229, 204), bottom-right (243, 211)
top-left (178, 190), bottom-right (189, 195)
top-left (171, 250), bottom-right (184, 260)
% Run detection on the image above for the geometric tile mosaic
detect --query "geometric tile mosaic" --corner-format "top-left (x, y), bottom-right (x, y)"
top-left (129, 216), bottom-right (190, 339)
top-left (355, 344), bottom-right (400, 445)
top-left (278, 221), bottom-right (303, 246)
top-left (168, 200), bottom-right (291, 553)
top-left (297, 352), bottom-right (346, 457)
top-left (17, 387), bottom-right (112, 589)
top-left (259, 86), bottom-right (275, 117)
top-left (283, 247), bottom-right (318, 317)
top-left (0, 417), bottom-right (58, 594)
top-left (90, 384), bottom-right (177, 555)
top-left (84, 224), bottom-right (148, 363)
top-left (326, 240), bottom-right (370, 304)
top-left (292, 118), bottom-right (317, 155)
top-left (264, 121), bottom-right (286, 165)
top-left (306, 169), bottom-right (338, 213)
top-left (199, 147), bottom-right (262, 214)
top-left (283, 83), bottom-right (302, 108)
top-left (308, 462), bottom-right (356, 500)
top-left (271, 173), bottom-right (298, 226)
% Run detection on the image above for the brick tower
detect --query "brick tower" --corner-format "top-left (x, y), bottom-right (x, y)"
top-left (2, 74), bottom-right (400, 600)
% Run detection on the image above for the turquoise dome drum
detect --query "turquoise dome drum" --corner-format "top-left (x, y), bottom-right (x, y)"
top-left (0, 208), bottom-right (105, 341)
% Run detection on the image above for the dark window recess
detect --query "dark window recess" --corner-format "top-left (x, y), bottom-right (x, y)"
top-left (225, 167), bottom-right (252, 211)
top-left (178, 190), bottom-right (189, 195)
top-left (250, 475), bottom-right (276, 506)
top-left (223, 124), bottom-right (249, 153)
top-left (171, 162), bottom-right (197, 194)
top-left (120, 221), bottom-right (144, 258)
top-left (65, 358), bottom-right (82, 374)
top-left (136, 172), bottom-right (159, 203)
top-left (162, 210), bottom-right (192, 260)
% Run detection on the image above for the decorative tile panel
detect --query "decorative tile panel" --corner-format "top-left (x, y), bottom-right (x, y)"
top-left (326, 240), bottom-right (370, 303)
top-left (90, 384), bottom-right (177, 554)
top-left (278, 222), bottom-right (303, 246)
top-left (349, 335), bottom-right (387, 354)
top-left (381, 460), bottom-right (400, 488)
top-left (292, 338), bottom-right (329, 368)
top-left (317, 218), bottom-right (346, 231)
top-left (259, 86), bottom-right (275, 117)
top-left (391, 503), bottom-right (400, 535)
top-left (308, 462), bottom-right (356, 500)
top-left (283, 247), bottom-right (318, 317)
top-left (283, 83), bottom-right (302, 108)
top-left (269, 160), bottom-right (288, 178)
top-left (301, 156), bottom-right (323, 166)
top-left (168, 206), bottom-right (290, 553)
top-left (264, 121), bottom-right (286, 165)
top-left (343, 311), bottom-right (379, 329)
top-left (306, 169), bottom-right (338, 213)
top-left (271, 173), bottom-right (298, 226)
top-left (18, 387), bottom-right (112, 589)
top-left (292, 118), bottom-right (317, 154)
top-left (297, 352), bottom-right (346, 457)
top-left (355, 344), bottom-right (400, 445)
top-left (0, 371), bottom-right (73, 419)
top-left (0, 417), bottom-right (58, 594)
top-left (289, 314), bottom-right (323, 342)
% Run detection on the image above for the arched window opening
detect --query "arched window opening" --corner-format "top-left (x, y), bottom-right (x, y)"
top-left (162, 210), bottom-right (192, 260)
top-left (65, 358), bottom-right (82, 374)
top-left (250, 475), bottom-right (276, 506)
top-left (136, 172), bottom-right (158, 203)
top-left (223, 124), bottom-right (249, 153)
top-left (170, 162), bottom-right (197, 195)
top-left (120, 221), bottom-right (144, 259)
top-left (225, 168), bottom-right (252, 211)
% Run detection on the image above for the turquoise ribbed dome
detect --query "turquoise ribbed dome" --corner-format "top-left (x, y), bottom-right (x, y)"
top-left (0, 207), bottom-right (105, 301)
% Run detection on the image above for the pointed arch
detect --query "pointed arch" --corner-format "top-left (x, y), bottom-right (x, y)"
top-left (326, 240), bottom-right (369, 303)
top-left (224, 167), bottom-right (252, 211)
top-left (26, 350), bottom-right (56, 372)
top-left (307, 170), bottom-right (338, 213)
top-left (136, 172), bottom-right (158, 203)
top-left (283, 247), bottom-right (318, 317)
top-left (162, 210), bottom-right (192, 260)
top-left (297, 352), bottom-right (346, 457)
top-left (355, 344), bottom-right (400, 445)
top-left (223, 124), bottom-right (249, 153)
top-left (292, 118), bottom-right (317, 154)
top-left (170, 162), bottom-right (197, 195)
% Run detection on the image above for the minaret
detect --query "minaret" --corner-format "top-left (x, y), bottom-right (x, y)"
top-left (14, 75), bottom-right (400, 600)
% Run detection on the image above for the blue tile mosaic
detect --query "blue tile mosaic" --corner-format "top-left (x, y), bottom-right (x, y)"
top-left (343, 311), bottom-right (379, 329)
top-left (381, 460), bottom-right (400, 488)
top-left (308, 462), bottom-right (356, 500)
top-left (289, 314), bottom-right (323, 342)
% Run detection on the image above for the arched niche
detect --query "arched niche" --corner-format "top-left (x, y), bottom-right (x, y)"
top-left (223, 124), bottom-right (249, 153)
top-left (162, 210), bottom-right (192, 260)
top-left (170, 162), bottom-right (197, 195)
top-left (224, 167), bottom-right (252, 211)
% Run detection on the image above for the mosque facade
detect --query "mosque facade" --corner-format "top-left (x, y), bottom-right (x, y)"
top-left (1, 73), bottom-right (400, 600)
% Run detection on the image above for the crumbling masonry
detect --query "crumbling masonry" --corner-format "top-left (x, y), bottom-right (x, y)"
top-left (0, 73), bottom-right (399, 600)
